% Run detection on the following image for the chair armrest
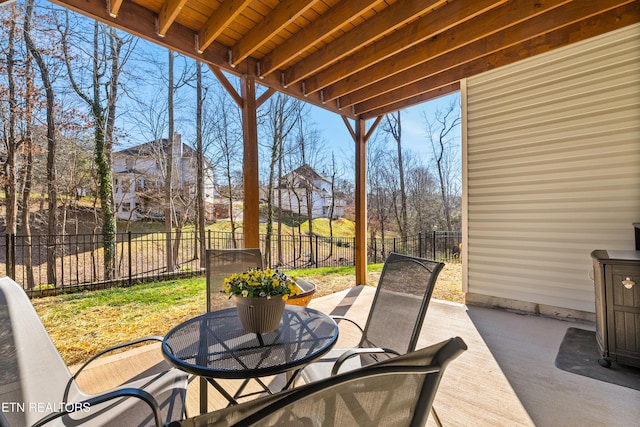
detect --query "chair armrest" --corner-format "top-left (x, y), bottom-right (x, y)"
top-left (31, 387), bottom-right (163, 427)
top-left (330, 315), bottom-right (365, 335)
top-left (331, 347), bottom-right (401, 376)
top-left (71, 336), bottom-right (164, 382)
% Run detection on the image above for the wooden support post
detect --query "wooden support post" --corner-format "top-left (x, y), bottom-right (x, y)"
top-left (241, 75), bottom-right (260, 249)
top-left (354, 118), bottom-right (367, 286)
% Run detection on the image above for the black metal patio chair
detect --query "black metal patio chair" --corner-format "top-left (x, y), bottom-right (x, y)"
top-left (174, 336), bottom-right (467, 427)
top-left (205, 248), bottom-right (264, 312)
top-left (299, 252), bottom-right (446, 424)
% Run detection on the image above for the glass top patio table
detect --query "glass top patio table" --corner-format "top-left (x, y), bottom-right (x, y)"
top-left (161, 305), bottom-right (338, 408)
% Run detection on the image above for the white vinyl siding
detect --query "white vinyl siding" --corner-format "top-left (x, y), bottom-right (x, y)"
top-left (463, 24), bottom-right (640, 313)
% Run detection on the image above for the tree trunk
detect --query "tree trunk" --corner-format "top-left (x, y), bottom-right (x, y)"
top-left (5, 19), bottom-right (18, 278)
top-left (25, 0), bottom-right (58, 285)
top-left (165, 50), bottom-right (175, 273)
top-left (195, 62), bottom-right (206, 267)
top-left (21, 56), bottom-right (36, 289)
top-left (60, 17), bottom-right (122, 281)
top-left (327, 154), bottom-right (336, 259)
top-left (385, 111), bottom-right (408, 243)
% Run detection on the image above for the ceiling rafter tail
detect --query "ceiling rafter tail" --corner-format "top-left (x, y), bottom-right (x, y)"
top-left (210, 65), bottom-right (243, 107)
top-left (260, 0), bottom-right (387, 77)
top-left (325, 0), bottom-right (567, 102)
top-left (197, 0), bottom-right (253, 54)
top-left (156, 0), bottom-right (189, 37)
top-left (283, 0), bottom-right (448, 87)
top-left (230, 0), bottom-right (319, 67)
top-left (305, 0), bottom-right (509, 95)
top-left (106, 0), bottom-right (122, 18)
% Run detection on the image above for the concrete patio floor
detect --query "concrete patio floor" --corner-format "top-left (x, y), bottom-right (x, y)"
top-left (74, 286), bottom-right (640, 426)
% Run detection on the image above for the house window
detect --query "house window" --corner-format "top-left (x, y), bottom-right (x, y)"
top-left (125, 158), bottom-right (134, 169)
top-left (121, 203), bottom-right (130, 212)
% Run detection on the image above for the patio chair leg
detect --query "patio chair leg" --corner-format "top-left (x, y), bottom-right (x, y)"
top-left (431, 406), bottom-right (443, 427)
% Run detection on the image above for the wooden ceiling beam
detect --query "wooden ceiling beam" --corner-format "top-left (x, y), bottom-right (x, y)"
top-left (327, 0), bottom-right (572, 104)
top-left (357, 3), bottom-right (640, 118)
top-left (343, 0), bottom-right (635, 109)
top-left (229, 0), bottom-right (318, 67)
top-left (197, 0), bottom-right (253, 53)
top-left (258, 0), bottom-right (386, 78)
top-left (283, 0), bottom-right (447, 87)
top-left (304, 0), bottom-right (508, 96)
top-left (156, 0), bottom-right (189, 37)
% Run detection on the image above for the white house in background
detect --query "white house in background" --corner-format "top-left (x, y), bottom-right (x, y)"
top-left (112, 135), bottom-right (216, 221)
top-left (274, 164), bottom-right (346, 219)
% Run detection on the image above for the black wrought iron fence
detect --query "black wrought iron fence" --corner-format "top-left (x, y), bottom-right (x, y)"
top-left (1, 229), bottom-right (461, 295)
top-left (369, 231), bottom-right (462, 263)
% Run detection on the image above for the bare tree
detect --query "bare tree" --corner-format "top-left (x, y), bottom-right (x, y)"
top-left (60, 15), bottom-right (135, 280)
top-left (291, 112), bottom-right (323, 265)
top-left (4, 14), bottom-right (19, 278)
top-left (367, 134), bottom-right (394, 257)
top-left (19, 49), bottom-right (37, 289)
top-left (383, 110), bottom-right (408, 243)
top-left (406, 165), bottom-right (439, 233)
top-left (24, 0), bottom-right (61, 284)
top-left (423, 100), bottom-right (461, 231)
top-left (164, 50), bottom-right (175, 272)
top-left (209, 87), bottom-right (243, 246)
top-left (262, 93), bottom-right (300, 266)
top-left (195, 60), bottom-right (206, 267)
top-left (326, 153), bottom-right (338, 258)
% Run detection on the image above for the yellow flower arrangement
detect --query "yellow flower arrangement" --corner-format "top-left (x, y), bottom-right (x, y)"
top-left (223, 268), bottom-right (301, 301)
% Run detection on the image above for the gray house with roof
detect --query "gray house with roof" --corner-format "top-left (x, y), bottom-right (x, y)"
top-left (112, 135), bottom-right (215, 221)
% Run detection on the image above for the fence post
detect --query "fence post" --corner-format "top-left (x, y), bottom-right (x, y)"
top-left (373, 237), bottom-right (377, 264)
top-left (418, 232), bottom-right (422, 258)
top-left (6, 233), bottom-right (15, 279)
top-left (352, 236), bottom-right (356, 267)
top-left (128, 231), bottom-right (133, 286)
top-left (432, 231), bottom-right (437, 260)
top-left (315, 235), bottom-right (319, 267)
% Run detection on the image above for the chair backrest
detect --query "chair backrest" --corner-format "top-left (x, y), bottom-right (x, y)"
top-left (0, 277), bottom-right (79, 426)
top-left (206, 249), bottom-right (263, 312)
top-left (177, 336), bottom-right (467, 427)
top-left (361, 253), bottom-right (445, 358)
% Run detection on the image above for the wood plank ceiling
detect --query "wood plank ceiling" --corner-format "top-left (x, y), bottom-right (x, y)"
top-left (48, 0), bottom-right (639, 119)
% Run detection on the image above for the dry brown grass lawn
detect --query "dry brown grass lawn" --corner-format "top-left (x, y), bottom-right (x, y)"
top-left (297, 263), bottom-right (464, 304)
top-left (33, 263), bottom-right (463, 366)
